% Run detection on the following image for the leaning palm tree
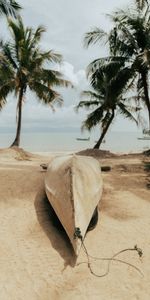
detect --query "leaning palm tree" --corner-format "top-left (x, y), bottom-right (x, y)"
top-left (0, 18), bottom-right (71, 146)
top-left (84, 1), bottom-right (150, 129)
top-left (0, 0), bottom-right (21, 18)
top-left (77, 59), bottom-right (139, 149)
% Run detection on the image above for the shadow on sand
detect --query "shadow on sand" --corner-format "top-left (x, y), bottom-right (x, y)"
top-left (100, 189), bottom-right (139, 221)
top-left (144, 161), bottom-right (150, 189)
top-left (34, 188), bottom-right (77, 269)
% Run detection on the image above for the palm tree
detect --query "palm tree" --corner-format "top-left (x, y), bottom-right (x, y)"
top-left (0, 18), bottom-right (71, 147)
top-left (0, 0), bottom-right (21, 18)
top-left (109, 5), bottom-right (150, 129)
top-left (77, 59), bottom-right (138, 149)
top-left (84, 1), bottom-right (150, 129)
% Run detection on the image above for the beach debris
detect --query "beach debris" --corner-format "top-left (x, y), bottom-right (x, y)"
top-left (45, 154), bottom-right (103, 255)
top-left (101, 166), bottom-right (111, 172)
top-left (40, 163), bottom-right (48, 170)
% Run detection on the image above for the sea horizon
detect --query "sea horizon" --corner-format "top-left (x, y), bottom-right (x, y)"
top-left (0, 130), bottom-right (150, 154)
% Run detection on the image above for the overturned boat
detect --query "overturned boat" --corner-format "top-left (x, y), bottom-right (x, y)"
top-left (45, 154), bottom-right (103, 255)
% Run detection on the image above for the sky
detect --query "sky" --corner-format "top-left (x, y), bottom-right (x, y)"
top-left (0, 0), bottom-right (145, 134)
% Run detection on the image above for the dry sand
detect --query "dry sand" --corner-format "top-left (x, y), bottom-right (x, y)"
top-left (0, 147), bottom-right (150, 300)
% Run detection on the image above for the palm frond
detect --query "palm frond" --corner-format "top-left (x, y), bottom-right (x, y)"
top-left (82, 105), bottom-right (105, 131)
top-left (84, 28), bottom-right (107, 48)
top-left (0, 97), bottom-right (7, 109)
top-left (0, 79), bottom-right (15, 102)
top-left (25, 26), bottom-right (45, 52)
top-left (87, 56), bottom-right (126, 78)
top-left (8, 17), bottom-right (24, 41)
top-left (0, 42), bottom-right (18, 69)
top-left (46, 50), bottom-right (62, 63)
top-left (29, 81), bottom-right (63, 106)
top-left (32, 26), bottom-right (46, 43)
top-left (109, 66), bottom-right (134, 100)
top-left (29, 69), bottom-right (72, 88)
top-left (76, 100), bottom-right (101, 111)
top-left (138, 49), bottom-right (150, 67)
top-left (121, 95), bottom-right (142, 106)
top-left (118, 102), bottom-right (138, 124)
top-left (81, 90), bottom-right (104, 99)
top-left (31, 50), bottom-right (63, 68)
top-left (76, 89), bottom-right (104, 113)
top-left (0, 0), bottom-right (21, 18)
top-left (135, 0), bottom-right (149, 11)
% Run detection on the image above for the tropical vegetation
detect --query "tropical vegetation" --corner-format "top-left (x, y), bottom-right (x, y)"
top-left (109, 0), bottom-right (150, 129)
top-left (0, 0), bottom-right (21, 18)
top-left (77, 58), bottom-right (139, 148)
top-left (0, 17), bottom-right (71, 146)
top-left (78, 0), bottom-right (150, 147)
top-left (0, 0), bottom-right (150, 150)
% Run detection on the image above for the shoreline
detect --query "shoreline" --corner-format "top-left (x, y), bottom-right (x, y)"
top-left (0, 145), bottom-right (147, 156)
top-left (0, 131), bottom-right (150, 155)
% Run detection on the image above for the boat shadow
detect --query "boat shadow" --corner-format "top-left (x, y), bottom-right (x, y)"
top-left (34, 188), bottom-right (77, 269)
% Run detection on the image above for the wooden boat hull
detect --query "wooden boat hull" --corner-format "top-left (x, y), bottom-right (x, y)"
top-left (45, 155), bottom-right (103, 255)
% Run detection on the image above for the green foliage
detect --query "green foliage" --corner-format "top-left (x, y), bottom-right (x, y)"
top-left (84, 28), bottom-right (107, 48)
top-left (135, 0), bottom-right (149, 11)
top-left (83, 0), bottom-right (150, 130)
top-left (77, 59), bottom-right (138, 137)
top-left (0, 17), bottom-right (70, 105)
top-left (0, 0), bottom-right (21, 18)
top-left (108, 3), bottom-right (150, 127)
top-left (0, 17), bottom-right (71, 145)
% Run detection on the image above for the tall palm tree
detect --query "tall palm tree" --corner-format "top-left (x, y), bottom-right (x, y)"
top-left (0, 0), bottom-right (21, 18)
top-left (0, 18), bottom-right (71, 147)
top-left (109, 5), bottom-right (150, 129)
top-left (77, 59), bottom-right (138, 149)
top-left (84, 1), bottom-right (150, 129)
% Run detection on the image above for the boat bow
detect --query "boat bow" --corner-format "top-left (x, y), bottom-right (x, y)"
top-left (45, 155), bottom-right (103, 255)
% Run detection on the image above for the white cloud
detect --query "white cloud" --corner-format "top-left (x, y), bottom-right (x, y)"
top-left (55, 61), bottom-right (87, 87)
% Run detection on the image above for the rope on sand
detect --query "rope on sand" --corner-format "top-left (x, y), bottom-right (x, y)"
top-left (81, 242), bottom-right (144, 278)
top-left (74, 228), bottom-right (144, 278)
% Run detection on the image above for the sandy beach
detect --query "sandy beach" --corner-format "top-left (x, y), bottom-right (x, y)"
top-left (0, 147), bottom-right (150, 300)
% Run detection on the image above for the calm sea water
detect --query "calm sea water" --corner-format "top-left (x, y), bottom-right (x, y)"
top-left (0, 131), bottom-right (150, 153)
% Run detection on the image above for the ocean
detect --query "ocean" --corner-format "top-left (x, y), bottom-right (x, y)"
top-left (0, 131), bottom-right (150, 154)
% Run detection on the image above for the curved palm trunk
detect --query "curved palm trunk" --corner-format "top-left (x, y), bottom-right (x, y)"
top-left (11, 87), bottom-right (24, 147)
top-left (141, 71), bottom-right (150, 129)
top-left (93, 111), bottom-right (114, 149)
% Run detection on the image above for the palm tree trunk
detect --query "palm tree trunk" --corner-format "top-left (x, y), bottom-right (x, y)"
top-left (11, 87), bottom-right (24, 147)
top-left (93, 111), bottom-right (114, 149)
top-left (141, 71), bottom-right (150, 129)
